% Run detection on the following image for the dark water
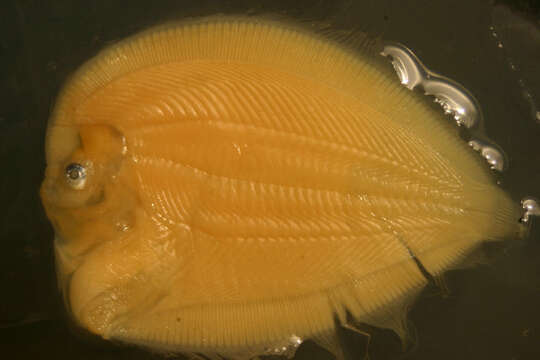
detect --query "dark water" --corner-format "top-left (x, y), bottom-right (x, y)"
top-left (1, 0), bottom-right (539, 359)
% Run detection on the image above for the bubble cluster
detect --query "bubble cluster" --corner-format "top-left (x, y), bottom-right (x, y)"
top-left (381, 43), bottom-right (508, 172)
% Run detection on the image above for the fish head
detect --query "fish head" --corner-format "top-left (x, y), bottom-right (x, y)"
top-left (40, 123), bottom-right (136, 264)
top-left (40, 118), bottom-right (176, 337)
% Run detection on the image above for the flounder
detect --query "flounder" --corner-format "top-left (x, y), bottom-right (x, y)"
top-left (40, 16), bottom-right (519, 359)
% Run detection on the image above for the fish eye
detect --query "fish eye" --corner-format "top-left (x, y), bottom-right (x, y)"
top-left (65, 163), bottom-right (87, 189)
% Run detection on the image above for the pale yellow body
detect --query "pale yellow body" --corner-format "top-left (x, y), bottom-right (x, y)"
top-left (41, 17), bottom-right (518, 359)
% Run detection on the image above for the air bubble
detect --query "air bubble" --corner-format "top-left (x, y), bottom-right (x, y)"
top-left (380, 43), bottom-right (425, 89)
top-left (520, 198), bottom-right (540, 224)
top-left (289, 334), bottom-right (303, 347)
top-left (468, 139), bottom-right (505, 171)
top-left (381, 43), bottom-right (480, 128)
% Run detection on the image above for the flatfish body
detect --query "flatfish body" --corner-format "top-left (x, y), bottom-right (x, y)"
top-left (40, 17), bottom-right (519, 359)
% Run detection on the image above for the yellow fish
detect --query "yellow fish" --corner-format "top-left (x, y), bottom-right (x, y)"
top-left (40, 16), bottom-right (519, 359)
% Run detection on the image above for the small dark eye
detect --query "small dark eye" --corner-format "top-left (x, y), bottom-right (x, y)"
top-left (65, 163), bottom-right (87, 189)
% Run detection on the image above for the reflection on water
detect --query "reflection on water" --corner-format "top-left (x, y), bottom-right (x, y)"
top-left (1, 0), bottom-right (539, 359)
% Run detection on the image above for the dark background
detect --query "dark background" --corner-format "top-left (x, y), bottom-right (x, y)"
top-left (1, 0), bottom-right (539, 359)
